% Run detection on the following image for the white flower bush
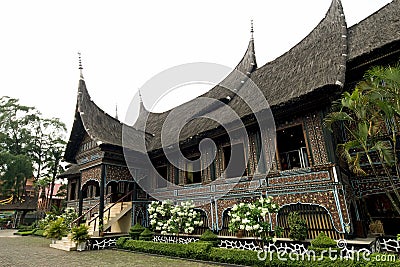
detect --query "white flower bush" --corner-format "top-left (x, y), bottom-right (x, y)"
top-left (228, 196), bottom-right (281, 242)
top-left (148, 200), bottom-right (203, 235)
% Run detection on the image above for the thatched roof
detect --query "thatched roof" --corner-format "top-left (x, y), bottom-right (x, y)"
top-left (133, 37), bottom-right (258, 150)
top-left (58, 164), bottom-right (80, 178)
top-left (64, 79), bottom-right (146, 162)
top-left (63, 0), bottom-right (398, 161)
top-left (347, 0), bottom-right (400, 61)
top-left (250, 0), bottom-right (347, 110)
top-left (135, 0), bottom-right (347, 150)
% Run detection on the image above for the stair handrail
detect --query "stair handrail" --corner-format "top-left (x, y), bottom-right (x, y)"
top-left (88, 190), bottom-right (134, 232)
top-left (71, 192), bottom-right (113, 227)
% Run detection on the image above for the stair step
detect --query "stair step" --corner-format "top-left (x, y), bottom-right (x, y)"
top-left (50, 243), bottom-right (77, 251)
top-left (84, 201), bottom-right (133, 237)
top-left (49, 239), bottom-right (77, 251)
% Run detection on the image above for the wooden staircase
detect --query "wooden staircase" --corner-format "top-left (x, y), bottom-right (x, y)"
top-left (85, 190), bottom-right (134, 237)
top-left (49, 191), bottom-right (133, 251)
top-left (87, 201), bottom-right (132, 236)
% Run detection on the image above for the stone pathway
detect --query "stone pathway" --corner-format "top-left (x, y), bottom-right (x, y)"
top-left (0, 229), bottom-right (19, 237)
top-left (0, 231), bottom-right (223, 267)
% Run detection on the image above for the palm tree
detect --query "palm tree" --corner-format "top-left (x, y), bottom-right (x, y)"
top-left (364, 65), bottom-right (400, 185)
top-left (324, 81), bottom-right (400, 215)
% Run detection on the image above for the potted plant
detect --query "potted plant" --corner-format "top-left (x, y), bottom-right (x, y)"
top-left (44, 217), bottom-right (68, 243)
top-left (71, 224), bottom-right (90, 251)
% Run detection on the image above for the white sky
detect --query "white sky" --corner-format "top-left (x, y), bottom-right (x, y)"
top-left (0, 0), bottom-right (392, 133)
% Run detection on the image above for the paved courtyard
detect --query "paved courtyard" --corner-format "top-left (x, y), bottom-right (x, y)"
top-left (0, 230), bottom-right (223, 267)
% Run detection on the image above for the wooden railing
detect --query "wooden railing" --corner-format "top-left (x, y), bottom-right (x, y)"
top-left (88, 190), bottom-right (134, 233)
top-left (71, 193), bottom-right (112, 227)
top-left (277, 203), bottom-right (343, 240)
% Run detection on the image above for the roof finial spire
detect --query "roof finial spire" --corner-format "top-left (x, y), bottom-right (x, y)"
top-left (78, 52), bottom-right (84, 80)
top-left (138, 89), bottom-right (143, 103)
top-left (250, 19), bottom-right (254, 40)
top-left (115, 104), bottom-right (119, 120)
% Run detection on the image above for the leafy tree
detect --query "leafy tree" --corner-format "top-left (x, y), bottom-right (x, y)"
top-left (364, 65), bottom-right (400, 194)
top-left (28, 117), bottom-right (66, 181)
top-left (324, 65), bottom-right (400, 215)
top-left (0, 96), bottom-right (37, 155)
top-left (0, 96), bottom-right (67, 204)
top-left (42, 125), bottom-right (66, 210)
top-left (0, 153), bottom-right (32, 197)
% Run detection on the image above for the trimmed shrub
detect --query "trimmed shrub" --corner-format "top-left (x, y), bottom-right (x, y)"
top-left (310, 232), bottom-right (336, 248)
top-left (123, 240), bottom-right (188, 258)
top-left (288, 212), bottom-right (308, 241)
top-left (308, 232), bottom-right (337, 256)
top-left (116, 236), bottom-right (130, 248)
top-left (199, 229), bottom-right (219, 247)
top-left (186, 241), bottom-right (213, 260)
top-left (209, 248), bottom-right (263, 266)
top-left (32, 229), bottom-right (45, 237)
top-left (129, 223), bottom-right (145, 240)
top-left (139, 228), bottom-right (154, 241)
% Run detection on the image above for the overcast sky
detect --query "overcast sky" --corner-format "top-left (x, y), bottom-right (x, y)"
top-left (0, 0), bottom-right (392, 133)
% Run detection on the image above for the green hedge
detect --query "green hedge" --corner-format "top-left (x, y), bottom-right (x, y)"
top-left (14, 229), bottom-right (46, 237)
top-left (123, 239), bottom-right (189, 257)
top-left (17, 225), bottom-right (33, 232)
top-left (117, 238), bottom-right (400, 267)
top-left (116, 236), bottom-right (130, 248)
top-left (32, 229), bottom-right (45, 237)
top-left (14, 230), bottom-right (34, 236)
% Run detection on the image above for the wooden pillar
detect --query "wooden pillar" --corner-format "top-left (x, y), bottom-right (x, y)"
top-left (78, 175), bottom-right (83, 219)
top-left (131, 181), bottom-right (137, 226)
top-left (99, 164), bottom-right (106, 233)
top-left (133, 181), bottom-right (137, 201)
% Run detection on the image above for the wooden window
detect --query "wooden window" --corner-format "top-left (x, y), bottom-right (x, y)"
top-left (87, 185), bottom-right (96, 198)
top-left (69, 182), bottom-right (76, 200)
top-left (210, 161), bottom-right (216, 181)
top-left (224, 143), bottom-right (247, 178)
top-left (185, 156), bottom-right (201, 184)
top-left (277, 124), bottom-right (309, 170)
top-left (156, 166), bottom-right (168, 188)
top-left (255, 131), bottom-right (266, 173)
top-left (174, 166), bottom-right (179, 185)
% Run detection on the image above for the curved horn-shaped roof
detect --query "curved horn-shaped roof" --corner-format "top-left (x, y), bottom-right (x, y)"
top-left (133, 37), bottom-right (258, 147)
top-left (65, 0), bottom-right (351, 158)
top-left (140, 0), bottom-right (348, 149)
top-left (64, 79), bottom-right (146, 162)
top-left (250, 0), bottom-right (347, 109)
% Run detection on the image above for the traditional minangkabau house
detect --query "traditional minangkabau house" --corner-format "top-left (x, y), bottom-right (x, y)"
top-left (62, 0), bottom-right (400, 239)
